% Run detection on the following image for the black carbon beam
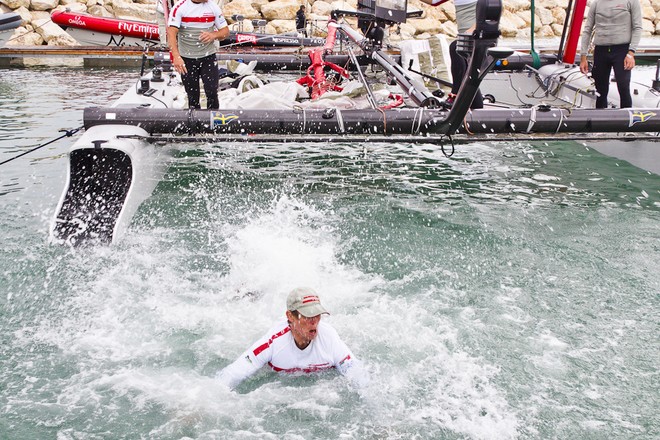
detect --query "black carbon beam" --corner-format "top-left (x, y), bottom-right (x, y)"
top-left (83, 107), bottom-right (660, 135)
top-left (437, 0), bottom-right (511, 135)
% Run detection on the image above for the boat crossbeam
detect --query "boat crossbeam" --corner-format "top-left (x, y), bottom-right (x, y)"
top-left (83, 106), bottom-right (660, 136)
top-left (83, 107), bottom-right (448, 135)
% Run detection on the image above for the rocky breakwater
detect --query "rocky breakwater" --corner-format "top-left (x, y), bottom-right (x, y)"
top-left (1, 0), bottom-right (660, 47)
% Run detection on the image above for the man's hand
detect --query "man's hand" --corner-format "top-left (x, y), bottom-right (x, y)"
top-left (579, 56), bottom-right (589, 75)
top-left (199, 31), bottom-right (216, 44)
top-left (167, 26), bottom-right (187, 75)
top-left (172, 54), bottom-right (187, 74)
top-left (624, 53), bottom-right (635, 71)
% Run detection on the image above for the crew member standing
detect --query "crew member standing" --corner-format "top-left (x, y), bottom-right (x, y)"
top-left (296, 5), bottom-right (308, 37)
top-left (579, 0), bottom-right (642, 108)
top-left (167, 0), bottom-right (229, 109)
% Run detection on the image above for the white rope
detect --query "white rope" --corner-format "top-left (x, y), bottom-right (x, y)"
top-left (526, 106), bottom-right (537, 133)
top-left (412, 108), bottom-right (424, 134)
top-left (336, 108), bottom-right (345, 133)
top-left (555, 109), bottom-right (564, 134)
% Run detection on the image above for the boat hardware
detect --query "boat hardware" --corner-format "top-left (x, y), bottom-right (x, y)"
top-left (347, 46), bottom-right (378, 109)
top-left (434, 0), bottom-right (511, 135)
top-left (407, 59), bottom-right (453, 89)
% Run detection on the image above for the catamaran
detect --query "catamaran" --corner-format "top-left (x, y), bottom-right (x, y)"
top-left (47, 0), bottom-right (660, 246)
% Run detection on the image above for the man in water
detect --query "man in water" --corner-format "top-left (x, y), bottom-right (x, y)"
top-left (167, 0), bottom-right (229, 109)
top-left (217, 287), bottom-right (367, 389)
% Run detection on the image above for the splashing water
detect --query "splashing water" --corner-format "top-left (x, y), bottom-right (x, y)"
top-left (1, 67), bottom-right (659, 439)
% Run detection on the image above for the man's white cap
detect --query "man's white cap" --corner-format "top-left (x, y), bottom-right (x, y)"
top-left (286, 287), bottom-right (329, 317)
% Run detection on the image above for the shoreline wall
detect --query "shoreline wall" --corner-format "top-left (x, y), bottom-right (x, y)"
top-left (2, 0), bottom-right (660, 47)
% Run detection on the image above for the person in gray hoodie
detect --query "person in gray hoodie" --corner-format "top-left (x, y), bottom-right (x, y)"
top-left (579, 0), bottom-right (642, 108)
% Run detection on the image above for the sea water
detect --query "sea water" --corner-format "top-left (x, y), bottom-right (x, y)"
top-left (0, 67), bottom-right (658, 439)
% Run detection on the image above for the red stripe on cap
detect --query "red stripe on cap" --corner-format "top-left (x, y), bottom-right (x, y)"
top-left (301, 295), bottom-right (319, 304)
top-left (253, 327), bottom-right (290, 357)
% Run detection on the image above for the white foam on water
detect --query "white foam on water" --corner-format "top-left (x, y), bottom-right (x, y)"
top-left (22, 193), bottom-right (520, 439)
top-left (3, 66), bottom-right (659, 440)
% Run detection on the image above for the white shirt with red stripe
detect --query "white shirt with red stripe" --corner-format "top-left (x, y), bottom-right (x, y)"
top-left (217, 319), bottom-right (358, 389)
top-left (168, 0), bottom-right (228, 58)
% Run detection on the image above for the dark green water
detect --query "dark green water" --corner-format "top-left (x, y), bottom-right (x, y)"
top-left (1, 67), bottom-right (658, 439)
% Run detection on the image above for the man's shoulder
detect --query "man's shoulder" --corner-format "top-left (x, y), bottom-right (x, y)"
top-left (264, 319), bottom-right (291, 338)
top-left (173, 0), bottom-right (221, 12)
top-left (170, 0), bottom-right (191, 16)
top-left (315, 321), bottom-right (351, 358)
top-left (251, 320), bottom-right (291, 356)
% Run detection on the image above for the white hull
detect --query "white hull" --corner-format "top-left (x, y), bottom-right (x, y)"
top-left (480, 63), bottom-right (660, 110)
top-left (49, 68), bottom-right (186, 245)
top-left (400, 38), bottom-right (660, 175)
top-left (478, 63), bottom-right (660, 175)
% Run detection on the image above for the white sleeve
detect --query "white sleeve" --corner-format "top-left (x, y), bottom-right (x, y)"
top-left (215, 327), bottom-right (278, 389)
top-left (341, 358), bottom-right (370, 389)
top-left (168, 1), bottom-right (182, 27)
top-left (327, 326), bottom-right (370, 388)
top-left (216, 350), bottom-right (264, 389)
top-left (215, 14), bottom-right (228, 30)
top-left (212, 3), bottom-right (228, 30)
top-left (580, 3), bottom-right (596, 56)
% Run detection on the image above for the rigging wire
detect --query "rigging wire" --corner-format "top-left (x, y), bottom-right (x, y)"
top-left (0, 126), bottom-right (83, 167)
top-left (4, 18), bottom-right (52, 45)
